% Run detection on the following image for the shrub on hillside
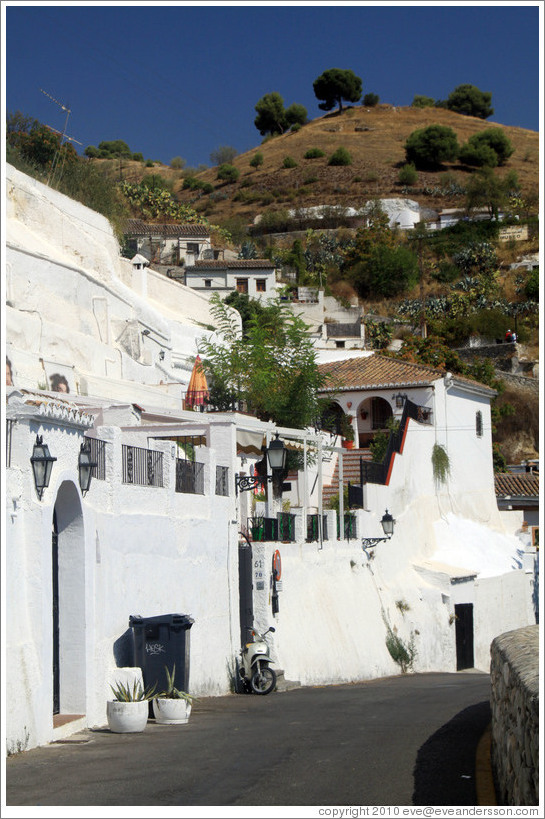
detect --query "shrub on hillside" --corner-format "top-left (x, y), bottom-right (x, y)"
top-left (412, 95), bottom-right (435, 108)
top-left (363, 93), bottom-right (379, 107)
top-left (398, 163), bottom-right (418, 185)
top-left (328, 146), bottom-right (352, 166)
top-left (216, 164), bottom-right (240, 183)
top-left (304, 147), bottom-right (325, 159)
top-left (249, 152), bottom-right (264, 169)
top-left (459, 142), bottom-right (498, 168)
top-left (282, 155), bottom-right (298, 169)
top-left (405, 125), bottom-right (460, 169)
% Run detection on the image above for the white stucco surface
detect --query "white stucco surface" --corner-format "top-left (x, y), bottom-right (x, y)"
top-left (4, 166), bottom-right (537, 754)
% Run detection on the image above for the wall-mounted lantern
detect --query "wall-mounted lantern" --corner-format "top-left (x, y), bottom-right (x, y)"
top-left (78, 441), bottom-right (97, 496)
top-left (235, 433), bottom-right (286, 494)
top-left (394, 392), bottom-right (408, 409)
top-left (30, 435), bottom-right (57, 500)
top-left (361, 509), bottom-right (396, 549)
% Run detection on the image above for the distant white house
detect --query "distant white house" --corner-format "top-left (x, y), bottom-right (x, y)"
top-left (123, 219), bottom-right (217, 266)
top-left (183, 259), bottom-right (278, 301)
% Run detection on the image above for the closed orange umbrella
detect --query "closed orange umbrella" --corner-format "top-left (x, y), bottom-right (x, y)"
top-left (185, 355), bottom-right (209, 408)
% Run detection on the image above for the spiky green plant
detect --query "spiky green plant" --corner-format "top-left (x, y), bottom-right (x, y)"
top-left (110, 679), bottom-right (157, 702)
top-left (158, 665), bottom-right (195, 702)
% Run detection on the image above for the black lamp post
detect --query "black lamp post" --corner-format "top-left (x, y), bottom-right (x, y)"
top-left (30, 435), bottom-right (57, 500)
top-left (78, 441), bottom-right (97, 496)
top-left (235, 433), bottom-right (286, 494)
top-left (361, 509), bottom-right (396, 549)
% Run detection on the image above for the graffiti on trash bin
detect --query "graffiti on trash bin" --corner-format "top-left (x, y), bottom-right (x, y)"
top-left (145, 642), bottom-right (166, 655)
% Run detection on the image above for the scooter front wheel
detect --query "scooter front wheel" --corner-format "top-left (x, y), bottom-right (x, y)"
top-left (250, 666), bottom-right (276, 695)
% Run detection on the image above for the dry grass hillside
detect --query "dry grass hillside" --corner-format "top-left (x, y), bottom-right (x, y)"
top-left (111, 104), bottom-right (539, 228)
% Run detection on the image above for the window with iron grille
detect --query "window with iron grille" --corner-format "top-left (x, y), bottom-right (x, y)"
top-left (122, 444), bottom-right (164, 487)
top-left (476, 411), bottom-right (483, 437)
top-left (256, 279), bottom-right (267, 292)
top-left (215, 465), bottom-right (229, 496)
top-left (176, 459), bottom-right (205, 494)
top-left (87, 437), bottom-right (107, 480)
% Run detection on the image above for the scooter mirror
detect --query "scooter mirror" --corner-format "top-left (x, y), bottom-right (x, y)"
top-left (269, 627), bottom-right (276, 633)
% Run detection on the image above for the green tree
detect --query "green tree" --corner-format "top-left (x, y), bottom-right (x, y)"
top-left (210, 145), bottom-right (238, 165)
top-left (447, 84), bottom-right (493, 119)
top-left (461, 128), bottom-right (514, 166)
top-left (170, 156), bottom-right (186, 169)
top-left (459, 141), bottom-right (498, 168)
top-left (348, 244), bottom-right (418, 299)
top-left (411, 95), bottom-right (435, 108)
top-left (465, 167), bottom-right (518, 219)
top-left (249, 152), bottom-right (264, 169)
top-left (405, 125), bottom-right (460, 169)
top-left (97, 139), bottom-right (132, 158)
top-left (199, 295), bottom-right (326, 428)
top-left (216, 163), bottom-right (240, 183)
top-left (285, 102), bottom-right (307, 127)
top-left (254, 92), bottom-right (288, 136)
top-left (362, 93), bottom-right (379, 107)
top-left (313, 68), bottom-right (362, 113)
top-left (6, 110), bottom-right (40, 146)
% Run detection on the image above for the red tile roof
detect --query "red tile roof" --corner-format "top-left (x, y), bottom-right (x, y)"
top-left (188, 260), bottom-right (276, 270)
top-left (494, 472), bottom-right (539, 498)
top-left (318, 354), bottom-right (444, 392)
top-left (125, 220), bottom-right (210, 237)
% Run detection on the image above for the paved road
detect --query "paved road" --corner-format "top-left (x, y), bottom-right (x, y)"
top-left (5, 672), bottom-right (492, 809)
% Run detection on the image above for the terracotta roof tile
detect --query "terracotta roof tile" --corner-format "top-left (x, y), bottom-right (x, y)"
top-left (494, 473), bottom-right (539, 498)
top-left (318, 354), bottom-right (444, 391)
top-left (124, 220), bottom-right (210, 237)
top-left (187, 260), bottom-right (276, 270)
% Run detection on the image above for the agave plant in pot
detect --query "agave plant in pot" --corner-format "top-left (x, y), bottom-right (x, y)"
top-left (107, 677), bottom-right (157, 733)
top-left (153, 664), bottom-right (196, 725)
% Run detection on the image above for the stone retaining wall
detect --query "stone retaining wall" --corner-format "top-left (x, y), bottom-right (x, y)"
top-left (490, 625), bottom-right (539, 805)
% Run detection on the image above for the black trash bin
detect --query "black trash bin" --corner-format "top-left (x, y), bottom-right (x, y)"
top-left (129, 613), bottom-right (194, 698)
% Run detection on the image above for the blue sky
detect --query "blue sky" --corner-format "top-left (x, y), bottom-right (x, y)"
top-left (4, 2), bottom-right (542, 169)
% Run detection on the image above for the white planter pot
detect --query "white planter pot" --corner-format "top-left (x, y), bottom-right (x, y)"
top-left (106, 700), bottom-right (149, 733)
top-left (153, 698), bottom-right (192, 725)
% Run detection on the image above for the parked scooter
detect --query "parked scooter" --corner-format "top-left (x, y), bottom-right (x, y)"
top-left (238, 626), bottom-right (277, 695)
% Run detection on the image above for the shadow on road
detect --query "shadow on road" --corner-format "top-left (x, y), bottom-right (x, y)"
top-left (413, 700), bottom-right (492, 805)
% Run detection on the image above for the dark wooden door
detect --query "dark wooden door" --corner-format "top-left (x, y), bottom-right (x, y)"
top-left (238, 540), bottom-right (254, 648)
top-left (455, 603), bottom-right (474, 670)
top-left (52, 511), bottom-right (60, 714)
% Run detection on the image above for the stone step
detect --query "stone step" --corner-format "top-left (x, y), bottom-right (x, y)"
top-left (274, 669), bottom-right (301, 693)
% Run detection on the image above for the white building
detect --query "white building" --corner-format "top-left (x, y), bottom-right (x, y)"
top-left (123, 219), bottom-right (216, 266)
top-left (3, 165), bottom-right (537, 754)
top-left (183, 259), bottom-right (278, 302)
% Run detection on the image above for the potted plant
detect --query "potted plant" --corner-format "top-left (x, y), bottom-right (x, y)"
top-left (107, 678), bottom-right (157, 733)
top-left (340, 413), bottom-right (355, 449)
top-left (153, 664), bottom-right (196, 725)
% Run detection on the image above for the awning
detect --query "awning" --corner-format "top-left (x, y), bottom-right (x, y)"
top-left (237, 430), bottom-right (265, 456)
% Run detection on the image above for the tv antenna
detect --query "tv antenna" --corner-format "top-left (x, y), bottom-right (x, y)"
top-left (40, 88), bottom-right (81, 185)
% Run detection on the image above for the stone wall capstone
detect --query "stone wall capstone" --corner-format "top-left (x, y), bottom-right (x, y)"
top-left (490, 625), bottom-right (539, 806)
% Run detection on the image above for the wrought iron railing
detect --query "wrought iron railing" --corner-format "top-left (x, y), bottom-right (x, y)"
top-left (361, 398), bottom-right (433, 486)
top-left (175, 459), bottom-right (205, 494)
top-left (249, 514), bottom-right (296, 543)
top-left (87, 437), bottom-right (107, 481)
top-left (336, 513), bottom-right (357, 540)
top-left (215, 465), bottom-right (229, 496)
top-left (307, 514), bottom-right (329, 542)
top-left (122, 445), bottom-right (164, 487)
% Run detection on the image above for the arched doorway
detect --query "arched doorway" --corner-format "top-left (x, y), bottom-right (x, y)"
top-left (370, 397), bottom-right (393, 430)
top-left (52, 481), bottom-right (86, 719)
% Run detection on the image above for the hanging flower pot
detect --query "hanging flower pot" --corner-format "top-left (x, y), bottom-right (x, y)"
top-left (360, 409), bottom-right (368, 420)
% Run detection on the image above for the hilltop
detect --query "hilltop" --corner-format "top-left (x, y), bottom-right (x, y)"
top-left (102, 104), bottom-right (539, 229)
